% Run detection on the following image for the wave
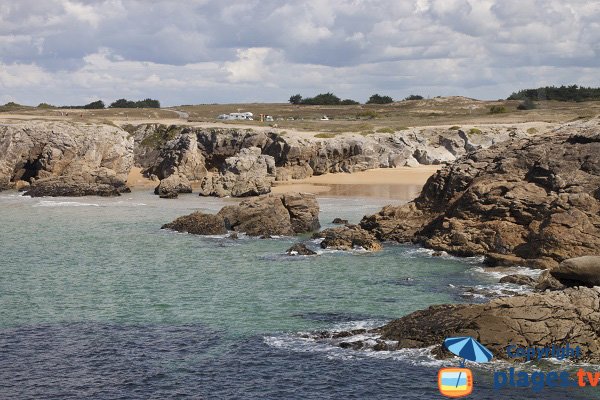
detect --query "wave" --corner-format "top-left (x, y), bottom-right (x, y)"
top-left (469, 265), bottom-right (543, 280)
top-left (34, 200), bottom-right (100, 207)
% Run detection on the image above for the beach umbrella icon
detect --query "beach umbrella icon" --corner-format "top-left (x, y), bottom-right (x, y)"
top-left (444, 336), bottom-right (493, 367)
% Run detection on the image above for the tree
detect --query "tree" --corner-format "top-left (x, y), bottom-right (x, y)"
top-left (366, 94), bottom-right (394, 104)
top-left (404, 94), bottom-right (424, 101)
top-left (37, 103), bottom-right (55, 109)
top-left (301, 92), bottom-right (341, 105)
top-left (84, 100), bottom-right (105, 109)
top-left (109, 98), bottom-right (135, 108)
top-left (109, 98), bottom-right (160, 108)
top-left (289, 94), bottom-right (302, 104)
top-left (340, 99), bottom-right (359, 105)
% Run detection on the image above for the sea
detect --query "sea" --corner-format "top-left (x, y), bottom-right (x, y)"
top-left (0, 190), bottom-right (598, 399)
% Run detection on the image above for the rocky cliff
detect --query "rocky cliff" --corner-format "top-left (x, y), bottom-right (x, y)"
top-left (0, 121), bottom-right (133, 196)
top-left (360, 118), bottom-right (600, 269)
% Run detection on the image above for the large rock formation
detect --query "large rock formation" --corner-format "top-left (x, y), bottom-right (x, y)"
top-left (550, 256), bottom-right (600, 286)
top-left (154, 174), bottom-right (192, 199)
top-left (311, 287), bottom-right (600, 363)
top-left (377, 287), bottom-right (600, 363)
top-left (361, 119), bottom-right (600, 269)
top-left (0, 121), bottom-right (133, 196)
top-left (162, 193), bottom-right (320, 237)
top-left (199, 147), bottom-right (275, 197)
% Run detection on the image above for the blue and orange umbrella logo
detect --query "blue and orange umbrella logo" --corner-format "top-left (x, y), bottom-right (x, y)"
top-left (438, 337), bottom-right (493, 398)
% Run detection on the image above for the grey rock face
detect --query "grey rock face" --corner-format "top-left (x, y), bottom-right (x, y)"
top-left (0, 121), bottom-right (133, 196)
top-left (154, 174), bottom-right (192, 199)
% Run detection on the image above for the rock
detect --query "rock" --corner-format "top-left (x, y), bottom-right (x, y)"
top-left (550, 256), bottom-right (600, 287)
top-left (228, 232), bottom-right (239, 240)
top-left (360, 118), bottom-right (600, 267)
top-left (332, 218), bottom-right (349, 224)
top-left (0, 121), bottom-right (133, 196)
top-left (15, 180), bottom-right (30, 191)
top-left (24, 177), bottom-right (129, 197)
top-left (499, 274), bottom-right (537, 286)
top-left (328, 287), bottom-right (600, 363)
top-left (286, 243), bottom-right (317, 256)
top-left (199, 147), bottom-right (276, 197)
top-left (216, 193), bottom-right (320, 236)
top-left (154, 174), bottom-right (192, 199)
top-left (161, 212), bottom-right (227, 235)
top-left (314, 225), bottom-right (382, 251)
top-left (534, 270), bottom-right (566, 291)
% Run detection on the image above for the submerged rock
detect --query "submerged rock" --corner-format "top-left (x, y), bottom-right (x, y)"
top-left (332, 218), bottom-right (349, 224)
top-left (161, 212), bottom-right (227, 235)
top-left (314, 225), bottom-right (382, 251)
top-left (286, 243), bottom-right (317, 256)
top-left (360, 118), bottom-right (600, 268)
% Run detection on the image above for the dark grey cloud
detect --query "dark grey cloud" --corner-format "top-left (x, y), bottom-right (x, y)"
top-left (0, 0), bottom-right (598, 105)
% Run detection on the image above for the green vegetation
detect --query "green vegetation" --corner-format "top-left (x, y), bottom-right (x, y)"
top-left (376, 127), bottom-right (395, 133)
top-left (356, 110), bottom-right (378, 119)
top-left (527, 127), bottom-right (538, 134)
top-left (489, 105), bottom-right (507, 114)
top-left (37, 103), bottom-right (55, 109)
top-left (314, 133), bottom-right (337, 139)
top-left (140, 125), bottom-right (182, 148)
top-left (109, 98), bottom-right (160, 108)
top-left (84, 100), bottom-right (105, 109)
top-left (469, 128), bottom-right (482, 135)
top-left (366, 94), bottom-right (394, 104)
top-left (288, 92), bottom-right (359, 106)
top-left (449, 125), bottom-right (461, 130)
top-left (404, 94), bottom-right (424, 101)
top-left (517, 98), bottom-right (537, 110)
top-left (508, 85), bottom-right (600, 102)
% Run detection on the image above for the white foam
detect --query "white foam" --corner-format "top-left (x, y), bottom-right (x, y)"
top-left (470, 266), bottom-right (543, 280)
top-left (34, 200), bottom-right (100, 207)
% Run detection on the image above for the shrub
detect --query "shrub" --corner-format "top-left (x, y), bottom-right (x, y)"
top-left (356, 110), bottom-right (378, 119)
top-left (404, 94), bottom-right (424, 101)
top-left (469, 128), bottom-right (482, 135)
top-left (84, 100), bottom-right (105, 109)
top-left (109, 98), bottom-right (160, 108)
top-left (314, 133), bottom-right (337, 139)
top-left (301, 92), bottom-right (341, 105)
top-left (489, 105), bottom-right (507, 114)
top-left (527, 127), bottom-right (538, 134)
top-left (37, 103), bottom-right (55, 109)
top-left (517, 98), bottom-right (536, 110)
top-left (366, 94), bottom-right (394, 104)
top-left (449, 126), bottom-right (461, 130)
top-left (340, 99), bottom-right (360, 105)
top-left (508, 85), bottom-right (600, 102)
top-left (376, 127), bottom-right (395, 133)
top-left (289, 94), bottom-right (302, 105)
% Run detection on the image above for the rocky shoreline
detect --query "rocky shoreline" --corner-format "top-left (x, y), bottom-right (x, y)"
top-left (1, 120), bottom-right (530, 198)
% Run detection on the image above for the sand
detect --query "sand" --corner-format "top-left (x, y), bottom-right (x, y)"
top-left (126, 167), bottom-right (157, 189)
top-left (272, 166), bottom-right (440, 200)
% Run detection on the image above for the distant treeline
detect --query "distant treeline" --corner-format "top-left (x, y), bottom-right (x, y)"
top-left (508, 85), bottom-right (600, 102)
top-left (60, 98), bottom-right (161, 109)
top-left (288, 93), bottom-right (423, 105)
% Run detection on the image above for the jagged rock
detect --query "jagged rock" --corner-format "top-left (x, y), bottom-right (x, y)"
top-left (332, 218), bottom-right (349, 224)
top-left (534, 270), bottom-right (566, 291)
top-left (199, 147), bottom-right (275, 197)
top-left (314, 225), bottom-right (382, 251)
top-left (161, 212), bottom-right (227, 235)
top-left (154, 174), bottom-right (192, 199)
top-left (499, 274), bottom-right (537, 286)
top-left (550, 256), bottom-right (600, 287)
top-left (15, 180), bottom-right (30, 191)
top-left (286, 243), bottom-right (317, 256)
top-left (217, 193), bottom-right (320, 236)
top-left (0, 121), bottom-right (133, 196)
top-left (361, 119), bottom-right (600, 268)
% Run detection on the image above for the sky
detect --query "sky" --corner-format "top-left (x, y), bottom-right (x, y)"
top-left (0, 0), bottom-right (599, 106)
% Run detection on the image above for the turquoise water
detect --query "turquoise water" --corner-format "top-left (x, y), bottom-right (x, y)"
top-left (0, 191), bottom-right (596, 399)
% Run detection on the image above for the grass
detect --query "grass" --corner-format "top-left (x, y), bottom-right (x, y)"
top-left (376, 127), bottom-right (395, 133)
top-left (469, 128), bottom-right (482, 135)
top-left (449, 125), bottom-right (461, 130)
top-left (140, 125), bottom-right (183, 148)
top-left (527, 127), bottom-right (538, 134)
top-left (314, 133), bottom-right (337, 139)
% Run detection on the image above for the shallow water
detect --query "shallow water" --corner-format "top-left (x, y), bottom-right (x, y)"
top-left (0, 191), bottom-right (597, 399)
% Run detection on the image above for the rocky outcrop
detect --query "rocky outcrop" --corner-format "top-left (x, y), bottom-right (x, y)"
top-left (162, 193), bottom-right (320, 237)
top-left (550, 256), bottom-right (600, 286)
top-left (361, 119), bottom-right (600, 269)
top-left (161, 212), bottom-right (227, 235)
top-left (154, 174), bottom-right (192, 199)
top-left (286, 243), bottom-right (317, 256)
top-left (332, 218), bottom-right (349, 224)
top-left (217, 193), bottom-right (320, 236)
top-left (313, 287), bottom-right (600, 363)
top-left (314, 225), bottom-right (382, 251)
top-left (376, 287), bottom-right (600, 362)
top-left (0, 121), bottom-right (133, 196)
top-left (199, 147), bottom-right (275, 197)
top-left (499, 274), bottom-right (537, 286)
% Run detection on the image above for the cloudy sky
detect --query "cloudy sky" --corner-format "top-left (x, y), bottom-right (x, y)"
top-left (1, 0), bottom-right (599, 106)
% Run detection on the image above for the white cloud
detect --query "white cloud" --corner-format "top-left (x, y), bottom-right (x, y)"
top-left (0, 0), bottom-right (598, 105)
